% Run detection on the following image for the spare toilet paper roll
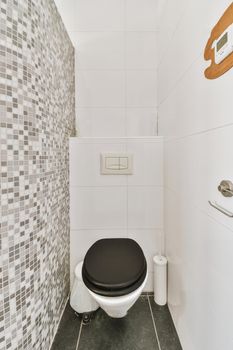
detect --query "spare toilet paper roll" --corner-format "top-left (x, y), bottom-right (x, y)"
top-left (153, 255), bottom-right (167, 306)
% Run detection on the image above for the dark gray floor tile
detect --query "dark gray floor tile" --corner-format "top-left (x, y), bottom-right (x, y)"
top-left (51, 302), bottom-right (81, 350)
top-left (149, 297), bottom-right (182, 350)
top-left (78, 297), bottom-right (159, 350)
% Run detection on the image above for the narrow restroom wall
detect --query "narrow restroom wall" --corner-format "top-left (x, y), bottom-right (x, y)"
top-left (54, 0), bottom-right (165, 292)
top-left (0, 1), bottom-right (75, 349)
top-left (158, 1), bottom-right (233, 349)
top-left (69, 136), bottom-right (164, 292)
top-left (55, 0), bottom-right (160, 137)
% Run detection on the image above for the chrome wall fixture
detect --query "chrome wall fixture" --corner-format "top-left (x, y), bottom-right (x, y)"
top-left (208, 201), bottom-right (233, 218)
top-left (208, 180), bottom-right (233, 218)
top-left (218, 180), bottom-right (233, 197)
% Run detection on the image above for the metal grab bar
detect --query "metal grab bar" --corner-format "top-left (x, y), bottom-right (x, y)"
top-left (208, 201), bottom-right (233, 218)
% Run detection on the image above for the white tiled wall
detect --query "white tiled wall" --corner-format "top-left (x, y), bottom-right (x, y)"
top-left (158, 1), bottom-right (233, 349)
top-left (69, 137), bottom-right (164, 291)
top-left (55, 0), bottom-right (160, 136)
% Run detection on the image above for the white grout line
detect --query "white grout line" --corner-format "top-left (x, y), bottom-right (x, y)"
top-left (76, 68), bottom-right (157, 71)
top-left (157, 2), bottom-right (190, 68)
top-left (158, 53), bottom-right (201, 107)
top-left (124, 0), bottom-right (128, 138)
top-left (71, 185), bottom-right (164, 188)
top-left (163, 121), bottom-right (233, 142)
top-left (76, 320), bottom-right (83, 350)
top-left (69, 30), bottom-right (160, 34)
top-left (147, 295), bottom-right (162, 350)
top-left (75, 106), bottom-right (159, 109)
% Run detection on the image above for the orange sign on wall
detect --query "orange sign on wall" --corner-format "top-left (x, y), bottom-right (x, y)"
top-left (204, 3), bottom-right (233, 79)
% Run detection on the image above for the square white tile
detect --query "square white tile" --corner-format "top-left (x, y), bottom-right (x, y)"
top-left (126, 108), bottom-right (157, 136)
top-left (127, 140), bottom-right (163, 186)
top-left (127, 186), bottom-right (163, 229)
top-left (71, 32), bottom-right (125, 70)
top-left (70, 187), bottom-right (127, 230)
top-left (76, 108), bottom-right (126, 137)
top-left (74, 0), bottom-right (125, 31)
top-left (158, 0), bottom-right (187, 63)
top-left (126, 32), bottom-right (157, 70)
top-left (126, 70), bottom-right (157, 107)
top-left (126, 0), bottom-right (159, 31)
top-left (77, 70), bottom-right (126, 107)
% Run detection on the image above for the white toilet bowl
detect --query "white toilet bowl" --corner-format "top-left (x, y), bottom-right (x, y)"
top-left (82, 238), bottom-right (148, 318)
top-left (88, 272), bottom-right (148, 318)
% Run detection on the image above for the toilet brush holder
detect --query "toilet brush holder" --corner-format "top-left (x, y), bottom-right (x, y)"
top-left (153, 255), bottom-right (167, 306)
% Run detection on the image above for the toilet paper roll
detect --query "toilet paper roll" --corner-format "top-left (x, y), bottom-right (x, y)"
top-left (153, 255), bottom-right (167, 306)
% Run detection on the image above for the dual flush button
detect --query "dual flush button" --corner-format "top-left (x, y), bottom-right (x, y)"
top-left (100, 153), bottom-right (133, 175)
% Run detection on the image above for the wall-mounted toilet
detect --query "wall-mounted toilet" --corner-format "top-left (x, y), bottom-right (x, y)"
top-left (82, 238), bottom-right (147, 318)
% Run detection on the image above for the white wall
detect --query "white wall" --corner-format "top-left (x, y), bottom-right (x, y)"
top-left (158, 1), bottom-right (233, 349)
top-left (55, 0), bottom-right (162, 136)
top-left (70, 137), bottom-right (164, 291)
top-left (55, 0), bottom-right (165, 292)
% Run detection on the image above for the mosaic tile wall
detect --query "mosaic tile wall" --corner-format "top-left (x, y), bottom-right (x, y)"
top-left (0, 0), bottom-right (75, 349)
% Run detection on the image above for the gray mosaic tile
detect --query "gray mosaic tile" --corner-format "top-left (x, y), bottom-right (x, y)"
top-left (0, 0), bottom-right (75, 349)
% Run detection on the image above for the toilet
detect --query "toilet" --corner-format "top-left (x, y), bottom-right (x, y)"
top-left (82, 238), bottom-right (148, 318)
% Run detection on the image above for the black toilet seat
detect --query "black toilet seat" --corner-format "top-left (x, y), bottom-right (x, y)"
top-left (82, 238), bottom-right (147, 297)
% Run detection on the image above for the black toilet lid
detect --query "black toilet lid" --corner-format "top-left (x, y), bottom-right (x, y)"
top-left (82, 238), bottom-right (147, 297)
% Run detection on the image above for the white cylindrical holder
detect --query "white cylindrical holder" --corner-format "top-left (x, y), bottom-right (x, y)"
top-left (70, 261), bottom-right (99, 314)
top-left (153, 255), bottom-right (167, 306)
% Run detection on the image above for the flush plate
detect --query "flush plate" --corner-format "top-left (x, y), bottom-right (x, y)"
top-left (100, 153), bottom-right (133, 175)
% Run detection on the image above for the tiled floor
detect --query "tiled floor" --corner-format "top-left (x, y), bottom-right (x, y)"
top-left (51, 295), bottom-right (182, 350)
